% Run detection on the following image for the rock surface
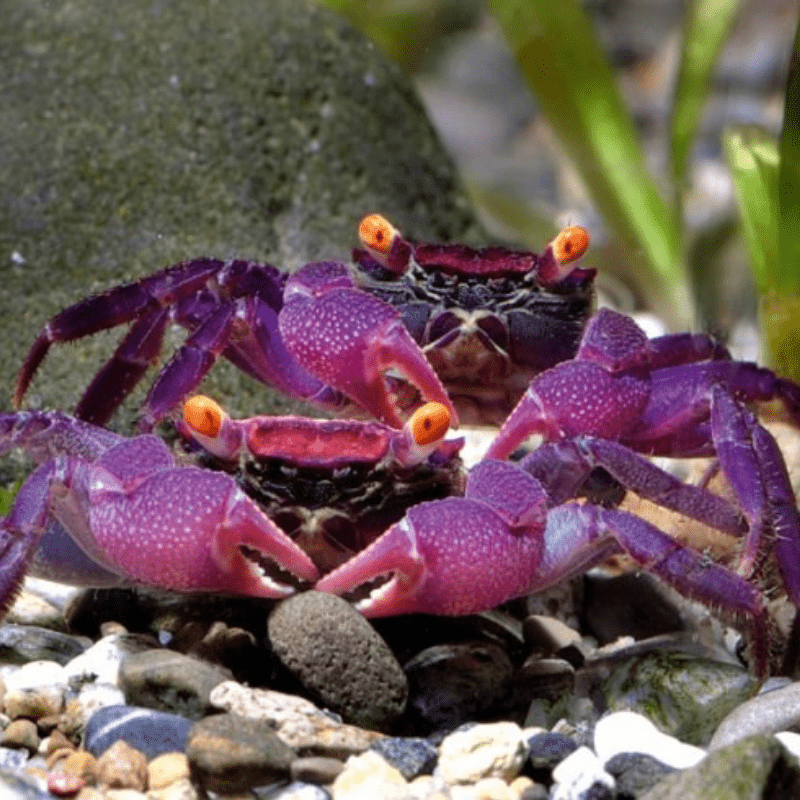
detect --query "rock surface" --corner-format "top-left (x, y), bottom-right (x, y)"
top-left (0, 0), bottom-right (480, 427)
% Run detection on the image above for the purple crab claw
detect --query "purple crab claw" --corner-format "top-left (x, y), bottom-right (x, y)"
top-left (315, 460), bottom-right (547, 616)
top-left (0, 411), bottom-right (319, 611)
top-left (279, 260), bottom-right (459, 428)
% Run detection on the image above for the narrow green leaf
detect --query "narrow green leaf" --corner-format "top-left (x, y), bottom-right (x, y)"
top-left (670, 0), bottom-right (743, 190)
top-left (722, 128), bottom-right (779, 294)
top-left (778, 16), bottom-right (800, 294)
top-left (487, 0), bottom-right (685, 307)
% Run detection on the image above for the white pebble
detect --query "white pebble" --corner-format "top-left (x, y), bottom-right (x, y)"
top-left (775, 731), bottom-right (800, 760)
top-left (594, 710), bottom-right (706, 769)
top-left (551, 746), bottom-right (614, 800)
top-left (436, 722), bottom-right (529, 785)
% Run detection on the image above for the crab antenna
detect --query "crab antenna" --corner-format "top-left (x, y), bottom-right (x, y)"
top-left (537, 225), bottom-right (591, 284)
top-left (393, 401), bottom-right (451, 465)
top-left (358, 213), bottom-right (412, 274)
top-left (181, 395), bottom-right (241, 460)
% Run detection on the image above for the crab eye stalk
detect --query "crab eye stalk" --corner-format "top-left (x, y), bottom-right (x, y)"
top-left (357, 213), bottom-right (412, 274)
top-left (184, 395), bottom-right (224, 438)
top-left (552, 226), bottom-right (590, 265)
top-left (410, 402), bottom-right (450, 446)
top-left (181, 395), bottom-right (242, 460)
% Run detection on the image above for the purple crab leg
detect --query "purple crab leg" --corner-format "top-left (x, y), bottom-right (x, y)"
top-left (520, 437), bottom-right (742, 535)
top-left (711, 387), bottom-right (800, 596)
top-left (14, 259), bottom-right (229, 412)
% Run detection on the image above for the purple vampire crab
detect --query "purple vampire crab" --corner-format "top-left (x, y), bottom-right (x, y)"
top-left (4, 217), bottom-right (800, 674)
top-left (12, 214), bottom-right (595, 429)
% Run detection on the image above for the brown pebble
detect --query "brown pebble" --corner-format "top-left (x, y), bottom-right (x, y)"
top-left (148, 752), bottom-right (190, 789)
top-left (47, 773), bottom-right (85, 797)
top-left (2, 718), bottom-right (40, 753)
top-left (37, 713), bottom-right (63, 735)
top-left (47, 747), bottom-right (77, 770)
top-left (63, 750), bottom-right (98, 782)
top-left (96, 740), bottom-right (149, 791)
top-left (47, 729), bottom-right (77, 756)
top-left (99, 621), bottom-right (128, 636)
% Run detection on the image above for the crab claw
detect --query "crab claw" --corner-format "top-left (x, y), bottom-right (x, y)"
top-left (316, 461), bottom-right (546, 616)
top-left (280, 261), bottom-right (458, 428)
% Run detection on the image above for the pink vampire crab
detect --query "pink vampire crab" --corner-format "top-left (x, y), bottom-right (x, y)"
top-left (4, 216), bottom-right (800, 674)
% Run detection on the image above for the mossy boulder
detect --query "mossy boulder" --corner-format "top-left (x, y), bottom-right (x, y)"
top-left (0, 0), bottom-right (479, 428)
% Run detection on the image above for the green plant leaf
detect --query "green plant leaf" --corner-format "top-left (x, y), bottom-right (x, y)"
top-left (778, 17), bottom-right (800, 296)
top-left (670, 0), bottom-right (743, 190)
top-left (723, 128), bottom-right (779, 295)
top-left (487, 0), bottom-right (686, 316)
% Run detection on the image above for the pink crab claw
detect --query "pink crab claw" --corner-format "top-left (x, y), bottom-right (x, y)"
top-left (315, 460), bottom-right (548, 616)
top-left (0, 411), bottom-right (320, 611)
top-left (279, 260), bottom-right (459, 428)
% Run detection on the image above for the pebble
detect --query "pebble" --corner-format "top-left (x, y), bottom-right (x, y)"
top-left (593, 711), bottom-right (706, 769)
top-left (404, 641), bottom-right (514, 731)
top-left (370, 737), bottom-right (438, 779)
top-left (185, 712), bottom-right (295, 793)
top-left (527, 731), bottom-right (578, 771)
top-left (435, 722), bottom-right (529, 784)
top-left (329, 750), bottom-right (407, 799)
top-left (709, 680), bottom-right (800, 750)
top-left (63, 635), bottom-right (158, 687)
top-left (550, 746), bottom-right (615, 800)
top-left (208, 682), bottom-right (384, 758)
top-left (84, 706), bottom-right (193, 759)
top-left (96, 740), bottom-right (149, 791)
top-left (0, 624), bottom-right (88, 665)
top-left (147, 753), bottom-right (190, 789)
top-left (603, 752), bottom-right (676, 797)
top-left (289, 756), bottom-right (344, 784)
top-left (1, 719), bottom-right (39, 753)
top-left (61, 750), bottom-right (97, 781)
top-left (267, 593), bottom-right (407, 731)
top-left (118, 649), bottom-right (232, 720)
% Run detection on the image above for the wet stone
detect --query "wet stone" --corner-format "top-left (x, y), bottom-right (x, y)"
top-left (404, 641), bottom-right (514, 732)
top-left (288, 756), bottom-right (344, 784)
top-left (370, 736), bottom-right (438, 780)
top-left (84, 705), bottom-right (193, 760)
top-left (598, 651), bottom-right (755, 745)
top-left (642, 734), bottom-right (800, 800)
top-left (267, 593), bottom-right (407, 731)
top-left (709, 680), bottom-right (800, 750)
top-left (118, 649), bottom-right (232, 720)
top-left (186, 712), bottom-right (295, 793)
top-left (605, 752), bottom-right (677, 799)
top-left (527, 731), bottom-right (579, 771)
top-left (0, 625), bottom-right (87, 666)
top-left (551, 746), bottom-right (615, 800)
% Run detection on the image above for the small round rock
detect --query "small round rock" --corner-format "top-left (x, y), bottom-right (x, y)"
top-left (267, 592), bottom-right (407, 730)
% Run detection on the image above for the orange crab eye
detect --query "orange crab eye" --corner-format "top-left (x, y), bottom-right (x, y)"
top-left (552, 225), bottom-right (590, 265)
top-left (184, 395), bottom-right (224, 438)
top-left (409, 402), bottom-right (450, 446)
top-left (358, 213), bottom-right (396, 255)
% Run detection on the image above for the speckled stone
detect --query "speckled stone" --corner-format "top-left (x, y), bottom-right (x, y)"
top-left (147, 753), bottom-right (191, 789)
top-left (267, 592), bottom-right (407, 731)
top-left (186, 712), bottom-right (295, 793)
top-left (330, 750), bottom-right (407, 798)
top-left (1, 718), bottom-right (39, 753)
top-left (208, 682), bottom-right (384, 759)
